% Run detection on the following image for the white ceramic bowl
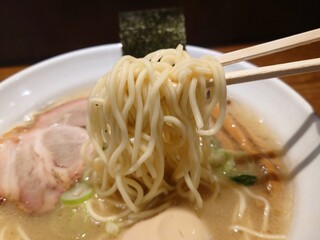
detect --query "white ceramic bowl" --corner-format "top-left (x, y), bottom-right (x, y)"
top-left (0, 44), bottom-right (319, 239)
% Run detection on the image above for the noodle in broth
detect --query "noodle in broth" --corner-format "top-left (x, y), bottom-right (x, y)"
top-left (0, 98), bottom-right (293, 240)
top-left (0, 46), bottom-right (293, 240)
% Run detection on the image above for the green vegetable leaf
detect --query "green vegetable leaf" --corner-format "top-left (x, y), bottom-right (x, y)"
top-left (229, 174), bottom-right (257, 186)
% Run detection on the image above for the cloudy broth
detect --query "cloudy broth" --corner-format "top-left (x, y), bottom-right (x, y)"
top-left (0, 97), bottom-right (293, 240)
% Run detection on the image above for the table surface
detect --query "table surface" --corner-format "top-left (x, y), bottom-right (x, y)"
top-left (1, 42), bottom-right (319, 115)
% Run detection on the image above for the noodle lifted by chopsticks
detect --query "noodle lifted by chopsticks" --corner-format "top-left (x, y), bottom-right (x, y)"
top-left (83, 45), bottom-right (226, 229)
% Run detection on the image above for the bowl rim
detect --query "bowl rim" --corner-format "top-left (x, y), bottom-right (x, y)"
top-left (1, 43), bottom-right (320, 240)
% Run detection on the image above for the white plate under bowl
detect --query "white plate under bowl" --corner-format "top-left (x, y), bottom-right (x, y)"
top-left (0, 44), bottom-right (319, 239)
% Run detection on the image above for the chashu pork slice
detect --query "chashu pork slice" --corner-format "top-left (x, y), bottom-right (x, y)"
top-left (0, 125), bottom-right (88, 213)
top-left (34, 98), bottom-right (88, 128)
top-left (0, 138), bottom-right (20, 200)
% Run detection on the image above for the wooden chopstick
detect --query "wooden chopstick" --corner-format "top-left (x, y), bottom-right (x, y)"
top-left (217, 28), bottom-right (320, 65)
top-left (225, 57), bottom-right (320, 85)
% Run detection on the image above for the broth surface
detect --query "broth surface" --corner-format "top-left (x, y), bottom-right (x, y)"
top-left (0, 97), bottom-right (293, 240)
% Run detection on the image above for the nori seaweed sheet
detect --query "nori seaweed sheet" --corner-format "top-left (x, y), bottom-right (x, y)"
top-left (119, 8), bottom-right (186, 57)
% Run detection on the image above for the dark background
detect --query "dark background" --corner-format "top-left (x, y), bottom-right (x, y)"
top-left (0, 0), bottom-right (319, 65)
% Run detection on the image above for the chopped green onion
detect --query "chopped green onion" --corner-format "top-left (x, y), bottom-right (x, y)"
top-left (208, 139), bottom-right (231, 168)
top-left (61, 182), bottom-right (94, 205)
top-left (221, 156), bottom-right (235, 175)
top-left (209, 138), bottom-right (220, 151)
top-left (230, 174), bottom-right (257, 186)
top-left (207, 140), bottom-right (258, 186)
top-left (106, 221), bottom-right (120, 237)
